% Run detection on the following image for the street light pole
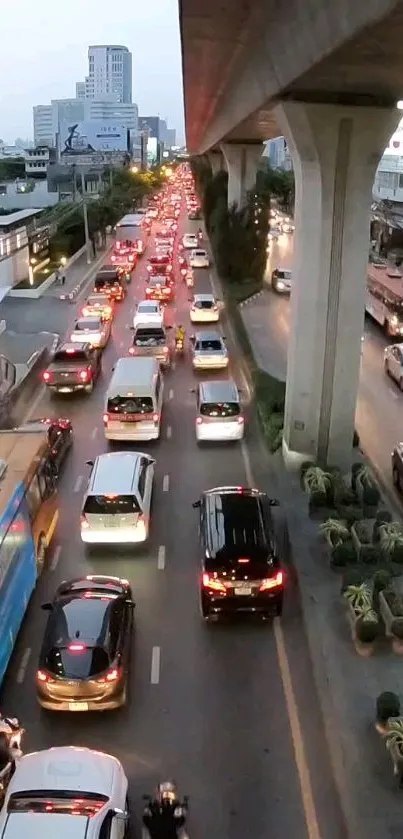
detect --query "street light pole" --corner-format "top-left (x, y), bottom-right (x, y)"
top-left (80, 171), bottom-right (92, 264)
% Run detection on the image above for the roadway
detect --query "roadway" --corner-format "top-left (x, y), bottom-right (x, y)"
top-left (0, 195), bottom-right (345, 839)
top-left (259, 235), bottom-right (402, 499)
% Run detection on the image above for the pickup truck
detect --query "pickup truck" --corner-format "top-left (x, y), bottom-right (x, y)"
top-left (129, 325), bottom-right (172, 369)
top-left (42, 342), bottom-right (102, 394)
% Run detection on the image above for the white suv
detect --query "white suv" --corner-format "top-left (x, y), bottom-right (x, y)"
top-left (0, 746), bottom-right (130, 839)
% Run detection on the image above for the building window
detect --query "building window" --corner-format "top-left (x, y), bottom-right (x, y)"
top-left (376, 171), bottom-right (399, 190)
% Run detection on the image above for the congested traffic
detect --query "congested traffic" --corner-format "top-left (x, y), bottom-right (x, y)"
top-left (0, 164), bottom-right (299, 839)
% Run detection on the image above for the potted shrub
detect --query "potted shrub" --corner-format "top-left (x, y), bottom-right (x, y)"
top-left (372, 568), bottom-right (392, 610)
top-left (340, 567), bottom-right (365, 594)
top-left (353, 465), bottom-right (380, 515)
top-left (379, 523), bottom-right (403, 564)
top-left (318, 518), bottom-right (349, 554)
top-left (351, 462), bottom-right (363, 493)
top-left (344, 582), bottom-right (372, 636)
top-left (375, 691), bottom-right (401, 734)
top-left (385, 718), bottom-right (403, 785)
top-left (391, 618), bottom-right (403, 655)
top-left (354, 608), bottom-right (380, 655)
top-left (373, 510), bottom-right (393, 543)
top-left (330, 539), bottom-right (356, 569)
top-left (351, 519), bottom-right (378, 563)
top-left (302, 466), bottom-right (333, 516)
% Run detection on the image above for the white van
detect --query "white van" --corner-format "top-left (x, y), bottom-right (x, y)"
top-left (104, 357), bottom-right (164, 441)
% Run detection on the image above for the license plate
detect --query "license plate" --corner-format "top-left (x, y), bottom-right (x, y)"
top-left (234, 587), bottom-right (252, 596)
top-left (59, 387), bottom-right (72, 393)
top-left (68, 702), bottom-right (88, 711)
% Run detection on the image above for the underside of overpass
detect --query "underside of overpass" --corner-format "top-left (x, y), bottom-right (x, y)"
top-left (179, 0), bottom-right (403, 154)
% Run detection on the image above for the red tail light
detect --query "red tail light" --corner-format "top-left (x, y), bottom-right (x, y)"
top-left (167, 265), bottom-right (172, 272)
top-left (196, 417), bottom-right (203, 425)
top-left (147, 265), bottom-right (152, 272)
top-left (163, 287), bottom-right (170, 295)
top-left (96, 666), bottom-right (122, 684)
top-left (111, 255), bottom-right (116, 262)
top-left (259, 571), bottom-right (283, 592)
top-left (43, 370), bottom-right (51, 382)
top-left (103, 413), bottom-right (108, 424)
top-left (202, 573), bottom-right (226, 593)
top-left (146, 287), bottom-right (152, 294)
top-left (81, 514), bottom-right (89, 529)
top-left (163, 347), bottom-right (169, 354)
top-left (129, 347), bottom-right (135, 355)
top-left (153, 412), bottom-right (159, 423)
top-left (79, 369), bottom-right (89, 382)
top-left (237, 416), bottom-right (245, 424)
top-left (68, 643), bottom-right (86, 652)
top-left (37, 669), bottom-right (54, 683)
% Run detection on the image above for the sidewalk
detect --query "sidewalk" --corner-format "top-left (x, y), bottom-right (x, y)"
top-left (44, 241), bottom-right (111, 299)
top-left (241, 296), bottom-right (403, 839)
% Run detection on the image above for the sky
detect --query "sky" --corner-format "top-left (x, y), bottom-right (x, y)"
top-left (0, 0), bottom-right (185, 144)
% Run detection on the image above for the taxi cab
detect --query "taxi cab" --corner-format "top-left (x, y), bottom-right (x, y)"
top-left (81, 294), bottom-right (114, 321)
top-left (145, 276), bottom-right (174, 303)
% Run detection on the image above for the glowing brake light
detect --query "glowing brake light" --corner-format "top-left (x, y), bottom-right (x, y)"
top-left (259, 571), bottom-right (283, 591)
top-left (153, 412), bottom-right (159, 423)
top-left (237, 416), bottom-right (245, 424)
top-left (202, 573), bottom-right (226, 593)
top-left (37, 669), bottom-right (49, 682)
top-left (129, 346), bottom-right (135, 355)
top-left (147, 265), bottom-right (152, 272)
top-left (43, 370), bottom-right (51, 382)
top-left (196, 417), bottom-right (203, 425)
top-left (96, 667), bottom-right (121, 684)
top-left (146, 288), bottom-right (152, 294)
top-left (68, 643), bottom-right (86, 652)
top-left (79, 370), bottom-right (89, 381)
top-left (238, 558), bottom-right (250, 564)
top-left (81, 515), bottom-right (89, 529)
top-left (166, 264), bottom-right (172, 272)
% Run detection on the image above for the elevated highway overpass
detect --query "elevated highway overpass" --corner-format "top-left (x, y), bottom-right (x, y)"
top-left (179, 0), bottom-right (403, 471)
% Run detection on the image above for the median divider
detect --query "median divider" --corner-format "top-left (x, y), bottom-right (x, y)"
top-left (59, 245), bottom-right (112, 302)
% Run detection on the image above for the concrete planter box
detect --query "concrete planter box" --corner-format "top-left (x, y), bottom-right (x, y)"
top-left (379, 590), bottom-right (399, 636)
top-left (351, 519), bottom-right (376, 561)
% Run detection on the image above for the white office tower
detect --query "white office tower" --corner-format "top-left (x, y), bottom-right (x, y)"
top-left (84, 46), bottom-right (132, 103)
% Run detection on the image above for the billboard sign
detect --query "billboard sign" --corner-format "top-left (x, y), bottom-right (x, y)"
top-left (60, 120), bottom-right (128, 156)
top-left (147, 137), bottom-right (158, 166)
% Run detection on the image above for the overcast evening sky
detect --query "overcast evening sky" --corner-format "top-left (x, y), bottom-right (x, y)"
top-left (0, 0), bottom-right (184, 144)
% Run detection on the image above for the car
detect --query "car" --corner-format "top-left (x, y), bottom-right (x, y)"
top-left (392, 443), bottom-right (403, 491)
top-left (191, 330), bottom-right (228, 370)
top-left (183, 233), bottom-right (198, 249)
top-left (81, 452), bottom-right (155, 544)
top-left (193, 379), bottom-right (244, 442)
top-left (384, 344), bottom-right (403, 387)
top-left (190, 293), bottom-right (220, 323)
top-left (188, 208), bottom-right (201, 220)
top-left (189, 249), bottom-right (210, 269)
top-left (271, 268), bottom-right (292, 294)
top-left (147, 255), bottom-right (173, 278)
top-left (36, 575), bottom-right (135, 711)
top-left (129, 324), bottom-right (171, 369)
top-left (43, 343), bottom-right (102, 395)
top-left (70, 315), bottom-right (111, 349)
top-left (81, 294), bottom-right (114, 321)
top-left (193, 486), bottom-right (284, 621)
top-left (0, 746), bottom-right (130, 839)
top-left (133, 300), bottom-right (164, 329)
top-left (16, 417), bottom-right (73, 470)
top-left (146, 275), bottom-right (174, 303)
top-left (94, 267), bottom-right (126, 302)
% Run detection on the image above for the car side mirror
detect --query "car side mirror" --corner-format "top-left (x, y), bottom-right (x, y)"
top-left (192, 500), bottom-right (200, 508)
top-left (41, 602), bottom-right (53, 611)
top-left (189, 388), bottom-right (196, 393)
top-left (127, 600), bottom-right (136, 609)
top-left (86, 460), bottom-right (94, 467)
top-left (113, 808), bottom-right (129, 821)
top-left (269, 498), bottom-right (280, 506)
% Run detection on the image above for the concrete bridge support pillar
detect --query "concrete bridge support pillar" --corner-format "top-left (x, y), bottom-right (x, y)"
top-left (221, 142), bottom-right (263, 208)
top-left (208, 151), bottom-right (224, 176)
top-left (274, 102), bottom-right (398, 471)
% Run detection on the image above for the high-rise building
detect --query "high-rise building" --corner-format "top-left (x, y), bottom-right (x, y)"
top-left (80, 45), bottom-right (132, 103)
top-left (264, 137), bottom-right (293, 171)
top-left (33, 99), bottom-right (138, 147)
top-left (76, 82), bottom-right (86, 100)
top-left (33, 105), bottom-right (53, 146)
top-left (139, 117), bottom-right (176, 148)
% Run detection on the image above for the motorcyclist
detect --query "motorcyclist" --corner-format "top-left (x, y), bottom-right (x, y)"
top-left (0, 732), bottom-right (13, 775)
top-left (175, 325), bottom-right (185, 345)
top-left (143, 785), bottom-right (186, 839)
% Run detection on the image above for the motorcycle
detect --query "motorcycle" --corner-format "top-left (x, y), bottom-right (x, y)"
top-left (185, 272), bottom-right (194, 289)
top-left (0, 718), bottom-right (25, 797)
top-left (175, 336), bottom-right (185, 357)
top-left (197, 230), bottom-right (203, 242)
top-left (142, 783), bottom-right (189, 839)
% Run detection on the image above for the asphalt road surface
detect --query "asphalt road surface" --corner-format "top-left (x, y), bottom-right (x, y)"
top-left (260, 235), bottom-right (402, 500)
top-left (0, 203), bottom-right (346, 839)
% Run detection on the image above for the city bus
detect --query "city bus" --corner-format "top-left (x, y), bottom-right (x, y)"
top-left (0, 430), bottom-right (58, 684)
top-left (366, 263), bottom-right (403, 338)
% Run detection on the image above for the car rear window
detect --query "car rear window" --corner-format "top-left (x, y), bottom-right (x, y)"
top-left (195, 299), bottom-right (213, 309)
top-left (53, 349), bottom-right (88, 363)
top-left (107, 395), bottom-right (154, 414)
top-left (206, 494), bottom-right (270, 569)
top-left (194, 251), bottom-right (206, 257)
top-left (138, 303), bottom-right (158, 313)
top-left (134, 329), bottom-right (166, 346)
top-left (200, 401), bottom-right (240, 418)
top-left (87, 297), bottom-right (107, 306)
top-left (46, 646), bottom-right (110, 679)
top-left (149, 276), bottom-right (167, 287)
top-left (84, 494), bottom-right (141, 515)
top-left (279, 270), bottom-right (292, 280)
top-left (74, 319), bottom-right (100, 331)
top-left (197, 339), bottom-right (222, 351)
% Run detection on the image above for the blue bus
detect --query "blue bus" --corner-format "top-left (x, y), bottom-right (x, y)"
top-left (0, 431), bottom-right (58, 685)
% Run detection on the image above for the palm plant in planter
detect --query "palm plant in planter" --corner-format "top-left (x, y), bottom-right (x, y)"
top-left (330, 539), bottom-right (357, 569)
top-left (373, 510), bottom-right (393, 543)
top-left (379, 523), bottom-right (403, 564)
top-left (302, 466), bottom-right (333, 516)
top-left (318, 519), bottom-right (349, 554)
top-left (353, 465), bottom-right (380, 516)
top-left (375, 691), bottom-right (401, 734)
top-left (384, 718), bottom-right (403, 785)
top-left (343, 584), bottom-right (379, 653)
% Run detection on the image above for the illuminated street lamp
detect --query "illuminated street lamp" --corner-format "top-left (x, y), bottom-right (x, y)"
top-left (131, 165), bottom-right (139, 174)
top-left (60, 256), bottom-right (67, 267)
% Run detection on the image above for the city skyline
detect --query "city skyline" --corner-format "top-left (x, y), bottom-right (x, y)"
top-left (0, 0), bottom-right (184, 144)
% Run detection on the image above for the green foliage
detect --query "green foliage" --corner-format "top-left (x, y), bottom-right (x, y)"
top-left (0, 157), bottom-right (25, 180)
top-left (256, 164), bottom-right (295, 212)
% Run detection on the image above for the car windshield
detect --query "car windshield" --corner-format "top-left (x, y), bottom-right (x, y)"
top-left (107, 395), bottom-right (154, 414)
top-left (84, 494), bottom-right (141, 515)
top-left (53, 349), bottom-right (88, 363)
top-left (195, 299), bottom-right (213, 309)
top-left (95, 277), bottom-right (115, 288)
top-left (200, 402), bottom-right (240, 417)
top-left (87, 297), bottom-right (107, 307)
top-left (74, 319), bottom-right (100, 331)
top-left (134, 329), bottom-right (166, 347)
top-left (197, 339), bottom-right (222, 352)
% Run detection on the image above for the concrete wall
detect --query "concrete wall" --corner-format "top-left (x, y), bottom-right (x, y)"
top-left (0, 245), bottom-right (29, 290)
top-left (0, 345), bottom-right (52, 428)
top-left (0, 180), bottom-right (58, 211)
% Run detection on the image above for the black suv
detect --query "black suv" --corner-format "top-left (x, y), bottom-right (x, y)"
top-left (193, 486), bottom-right (284, 621)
